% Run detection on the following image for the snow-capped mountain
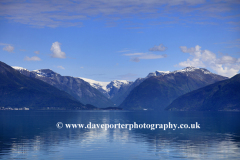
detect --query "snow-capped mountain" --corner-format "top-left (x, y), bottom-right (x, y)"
top-left (147, 67), bottom-right (213, 78)
top-left (79, 78), bottom-right (133, 104)
top-left (79, 66), bottom-right (218, 106)
top-left (147, 70), bottom-right (170, 78)
top-left (79, 78), bottom-right (132, 94)
top-left (78, 77), bottom-right (110, 98)
top-left (106, 80), bottom-right (133, 102)
top-left (12, 66), bottom-right (28, 71)
top-left (13, 66), bottom-right (227, 109)
top-left (13, 67), bottom-right (114, 108)
top-left (1, 62), bottom-right (91, 110)
top-left (13, 66), bottom-right (135, 106)
top-left (120, 66), bottom-right (229, 110)
top-left (171, 66), bottom-right (212, 74)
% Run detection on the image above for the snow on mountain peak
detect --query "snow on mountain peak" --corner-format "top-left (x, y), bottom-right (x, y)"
top-left (108, 80), bottom-right (132, 89)
top-left (79, 77), bottom-right (110, 91)
top-left (183, 66), bottom-right (198, 71)
top-left (199, 68), bottom-right (212, 74)
top-left (173, 66), bottom-right (198, 73)
top-left (12, 66), bottom-right (28, 71)
top-left (147, 67), bottom-right (213, 78)
top-left (79, 77), bottom-right (132, 93)
top-left (32, 70), bottom-right (46, 77)
top-left (156, 70), bottom-right (171, 74)
top-left (172, 67), bottom-right (213, 75)
top-left (112, 80), bottom-right (130, 83)
top-left (147, 70), bottom-right (170, 78)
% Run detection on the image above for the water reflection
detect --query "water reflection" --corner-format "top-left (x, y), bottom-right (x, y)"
top-left (0, 111), bottom-right (240, 159)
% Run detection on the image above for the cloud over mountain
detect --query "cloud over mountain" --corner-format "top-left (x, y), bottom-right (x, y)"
top-left (177, 45), bottom-right (240, 77)
top-left (50, 42), bottom-right (66, 59)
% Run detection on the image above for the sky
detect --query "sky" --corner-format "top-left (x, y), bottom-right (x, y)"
top-left (0, 0), bottom-right (240, 82)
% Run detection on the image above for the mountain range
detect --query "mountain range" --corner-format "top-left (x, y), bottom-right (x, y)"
top-left (13, 67), bottom-right (114, 108)
top-left (165, 74), bottom-right (240, 111)
top-left (13, 67), bottom-right (147, 107)
top-left (0, 61), bottom-right (95, 110)
top-left (119, 67), bottom-right (228, 110)
top-left (78, 77), bottom-right (134, 106)
top-left (9, 61), bottom-right (239, 111)
top-left (79, 70), bottom-right (175, 106)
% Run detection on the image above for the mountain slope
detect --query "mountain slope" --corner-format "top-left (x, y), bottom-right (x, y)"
top-left (13, 67), bottom-right (114, 108)
top-left (78, 77), bottom-right (110, 98)
top-left (110, 78), bottom-right (145, 105)
top-left (0, 61), bottom-right (92, 110)
top-left (79, 78), bottom-right (133, 106)
top-left (165, 74), bottom-right (240, 111)
top-left (146, 70), bottom-right (170, 78)
top-left (119, 67), bottom-right (228, 110)
top-left (112, 71), bottom-right (172, 105)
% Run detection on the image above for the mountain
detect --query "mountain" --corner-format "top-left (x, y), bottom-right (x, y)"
top-left (165, 74), bottom-right (240, 111)
top-left (119, 67), bottom-right (228, 110)
top-left (112, 71), bottom-right (173, 105)
top-left (0, 61), bottom-right (93, 110)
top-left (79, 77), bottom-right (134, 106)
top-left (78, 77), bottom-right (110, 98)
top-left (13, 67), bottom-right (114, 108)
top-left (105, 80), bottom-right (133, 105)
top-left (146, 70), bottom-right (170, 78)
top-left (110, 78), bottom-right (146, 105)
top-left (15, 66), bottom-right (162, 107)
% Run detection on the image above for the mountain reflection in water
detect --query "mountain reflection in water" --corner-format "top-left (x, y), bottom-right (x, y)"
top-left (0, 110), bottom-right (239, 159)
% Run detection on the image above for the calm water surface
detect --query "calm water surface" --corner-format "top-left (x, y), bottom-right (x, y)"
top-left (0, 110), bottom-right (240, 159)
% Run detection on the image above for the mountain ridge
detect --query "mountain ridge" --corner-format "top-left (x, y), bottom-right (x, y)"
top-left (0, 61), bottom-right (94, 110)
top-left (119, 67), bottom-right (228, 110)
top-left (13, 65), bottom-right (231, 110)
top-left (13, 67), bottom-right (114, 108)
top-left (165, 74), bottom-right (240, 111)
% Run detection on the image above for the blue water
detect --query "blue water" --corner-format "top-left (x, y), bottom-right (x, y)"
top-left (0, 111), bottom-right (240, 159)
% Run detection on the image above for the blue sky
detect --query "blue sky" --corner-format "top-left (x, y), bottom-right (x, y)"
top-left (0, 0), bottom-right (240, 81)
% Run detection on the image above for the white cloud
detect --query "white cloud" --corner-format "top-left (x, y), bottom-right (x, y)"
top-left (123, 53), bottom-right (143, 56)
top-left (24, 56), bottom-right (41, 61)
top-left (130, 57), bottom-right (140, 62)
top-left (124, 52), bottom-right (167, 62)
top-left (178, 58), bottom-right (205, 68)
top-left (201, 50), bottom-right (216, 62)
top-left (139, 53), bottom-right (167, 59)
top-left (34, 51), bottom-right (40, 54)
top-left (3, 45), bottom-right (14, 53)
top-left (0, 0), bottom-right (238, 27)
top-left (237, 58), bottom-right (240, 63)
top-left (180, 46), bottom-right (196, 53)
top-left (57, 66), bottom-right (65, 69)
top-left (50, 42), bottom-right (66, 59)
top-left (217, 56), bottom-right (238, 64)
top-left (177, 45), bottom-right (240, 77)
top-left (149, 44), bottom-right (167, 51)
